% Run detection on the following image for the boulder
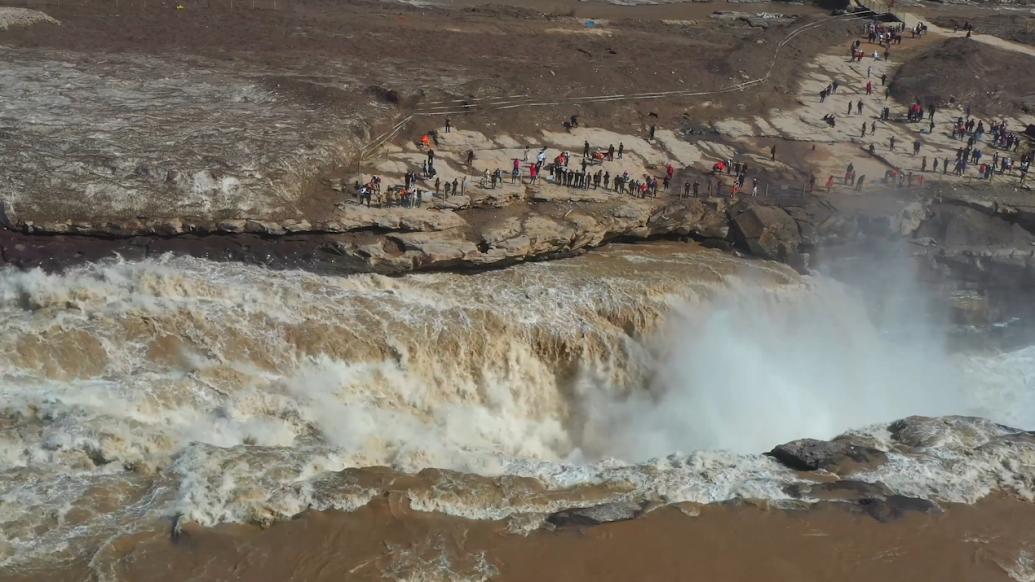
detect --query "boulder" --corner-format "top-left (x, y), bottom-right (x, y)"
top-left (857, 495), bottom-right (940, 523)
top-left (768, 437), bottom-right (887, 473)
top-left (888, 415), bottom-right (1020, 449)
top-left (727, 202), bottom-right (802, 264)
top-left (785, 480), bottom-right (940, 522)
top-left (546, 501), bottom-right (647, 528)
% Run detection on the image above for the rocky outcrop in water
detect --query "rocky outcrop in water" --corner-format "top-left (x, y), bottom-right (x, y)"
top-left (546, 501), bottom-right (650, 528)
top-left (768, 437), bottom-right (888, 473)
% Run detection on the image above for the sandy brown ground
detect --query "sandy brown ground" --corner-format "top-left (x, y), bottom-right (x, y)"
top-left (0, 0), bottom-right (849, 224)
top-left (37, 495), bottom-right (1035, 582)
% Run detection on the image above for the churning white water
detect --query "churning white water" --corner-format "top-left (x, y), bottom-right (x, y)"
top-left (0, 244), bottom-right (1032, 574)
top-left (577, 277), bottom-right (977, 458)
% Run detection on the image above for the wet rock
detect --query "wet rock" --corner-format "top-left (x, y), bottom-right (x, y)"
top-left (787, 479), bottom-right (895, 501)
top-left (768, 437), bottom-right (887, 473)
top-left (857, 495), bottom-right (940, 523)
top-left (888, 415), bottom-right (1020, 449)
top-left (546, 501), bottom-right (647, 528)
top-left (787, 481), bottom-right (940, 522)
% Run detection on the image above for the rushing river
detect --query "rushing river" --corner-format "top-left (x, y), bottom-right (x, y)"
top-left (0, 242), bottom-right (1032, 578)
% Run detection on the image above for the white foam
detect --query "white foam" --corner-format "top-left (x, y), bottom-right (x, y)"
top-left (0, 250), bottom-right (1032, 573)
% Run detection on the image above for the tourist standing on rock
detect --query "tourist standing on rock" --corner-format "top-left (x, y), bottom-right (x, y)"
top-left (512, 159), bottom-right (520, 184)
top-left (861, 122), bottom-right (867, 137)
top-left (648, 124), bottom-right (656, 142)
top-left (857, 102), bottom-right (863, 115)
top-left (889, 135), bottom-right (896, 151)
top-left (583, 140), bottom-right (590, 158)
top-left (913, 140), bottom-right (921, 156)
top-left (454, 178), bottom-right (461, 195)
top-left (607, 144), bottom-right (615, 161)
top-left (826, 175), bottom-right (834, 191)
top-left (770, 144), bottom-right (777, 161)
top-left (856, 175), bottom-right (865, 191)
top-left (865, 80), bottom-right (872, 96)
top-left (435, 177), bottom-right (441, 196)
top-left (921, 156), bottom-right (927, 172)
top-left (465, 149), bottom-right (475, 166)
top-left (618, 143), bottom-right (624, 159)
top-left (445, 118), bottom-right (451, 133)
top-left (848, 100), bottom-right (853, 115)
